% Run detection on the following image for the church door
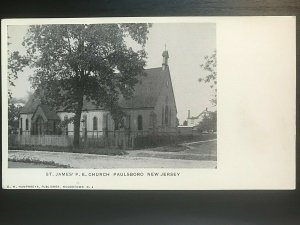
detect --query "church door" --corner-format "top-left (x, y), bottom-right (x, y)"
top-left (36, 116), bottom-right (44, 135)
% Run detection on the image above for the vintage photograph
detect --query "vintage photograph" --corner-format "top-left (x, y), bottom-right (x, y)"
top-left (2, 16), bottom-right (295, 190)
top-left (7, 22), bottom-right (217, 169)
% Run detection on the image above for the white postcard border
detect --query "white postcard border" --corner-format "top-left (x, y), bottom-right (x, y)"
top-left (2, 17), bottom-right (296, 190)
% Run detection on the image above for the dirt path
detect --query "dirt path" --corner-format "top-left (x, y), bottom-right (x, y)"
top-left (8, 147), bottom-right (217, 169)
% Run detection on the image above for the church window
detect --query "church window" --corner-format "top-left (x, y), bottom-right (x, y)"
top-left (93, 116), bottom-right (98, 130)
top-left (20, 118), bottom-right (23, 135)
top-left (126, 115), bottom-right (131, 129)
top-left (26, 119), bottom-right (29, 131)
top-left (137, 115), bottom-right (143, 131)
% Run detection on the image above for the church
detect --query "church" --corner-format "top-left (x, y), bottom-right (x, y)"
top-left (18, 50), bottom-right (177, 137)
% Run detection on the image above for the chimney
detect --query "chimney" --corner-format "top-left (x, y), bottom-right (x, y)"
top-left (188, 110), bottom-right (190, 119)
top-left (162, 50), bottom-right (169, 70)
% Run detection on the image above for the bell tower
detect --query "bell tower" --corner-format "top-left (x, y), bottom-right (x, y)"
top-left (162, 45), bottom-right (169, 70)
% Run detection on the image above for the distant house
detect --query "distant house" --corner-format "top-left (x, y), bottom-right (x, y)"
top-left (185, 108), bottom-right (217, 133)
top-left (19, 50), bottom-right (177, 136)
top-left (186, 108), bottom-right (210, 127)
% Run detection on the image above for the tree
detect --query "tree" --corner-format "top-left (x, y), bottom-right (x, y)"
top-left (8, 98), bottom-right (22, 134)
top-left (8, 49), bottom-right (29, 134)
top-left (197, 111), bottom-right (217, 132)
top-left (199, 50), bottom-right (217, 106)
top-left (17, 24), bottom-right (151, 148)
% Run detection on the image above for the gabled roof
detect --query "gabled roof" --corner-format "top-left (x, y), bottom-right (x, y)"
top-left (20, 67), bottom-right (169, 114)
top-left (31, 104), bottom-right (60, 122)
top-left (119, 67), bottom-right (168, 109)
top-left (38, 105), bottom-right (61, 120)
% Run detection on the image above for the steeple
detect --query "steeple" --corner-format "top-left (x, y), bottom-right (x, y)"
top-left (162, 45), bottom-right (169, 70)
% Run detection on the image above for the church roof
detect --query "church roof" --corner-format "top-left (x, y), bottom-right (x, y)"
top-left (32, 104), bottom-right (61, 122)
top-left (38, 104), bottom-right (61, 120)
top-left (20, 93), bottom-right (41, 114)
top-left (118, 67), bottom-right (167, 109)
top-left (20, 67), bottom-right (169, 114)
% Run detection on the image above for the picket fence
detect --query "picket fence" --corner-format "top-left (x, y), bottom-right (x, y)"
top-left (8, 131), bottom-right (216, 150)
top-left (8, 130), bottom-right (171, 149)
top-left (9, 135), bottom-right (73, 147)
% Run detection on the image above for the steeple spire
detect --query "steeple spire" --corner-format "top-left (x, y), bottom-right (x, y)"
top-left (162, 46), bottom-right (169, 70)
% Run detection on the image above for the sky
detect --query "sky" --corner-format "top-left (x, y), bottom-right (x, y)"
top-left (7, 23), bottom-right (216, 124)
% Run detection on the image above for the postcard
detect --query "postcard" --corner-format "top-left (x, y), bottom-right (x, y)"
top-left (1, 17), bottom-right (295, 189)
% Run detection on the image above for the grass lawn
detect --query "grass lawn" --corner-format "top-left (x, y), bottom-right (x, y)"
top-left (9, 145), bottom-right (127, 156)
top-left (129, 140), bottom-right (217, 161)
top-left (9, 161), bottom-right (59, 168)
top-left (8, 157), bottom-right (71, 168)
top-left (187, 141), bottom-right (217, 155)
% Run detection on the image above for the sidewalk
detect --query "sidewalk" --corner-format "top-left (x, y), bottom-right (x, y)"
top-left (8, 149), bottom-right (217, 169)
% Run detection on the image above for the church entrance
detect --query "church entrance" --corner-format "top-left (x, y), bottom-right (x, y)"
top-left (31, 105), bottom-right (61, 135)
top-left (36, 116), bottom-right (45, 135)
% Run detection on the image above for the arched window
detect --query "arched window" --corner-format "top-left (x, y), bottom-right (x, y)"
top-left (26, 118), bottom-right (29, 131)
top-left (93, 116), bottom-right (98, 130)
top-left (137, 115), bottom-right (143, 131)
top-left (20, 118), bottom-right (23, 135)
